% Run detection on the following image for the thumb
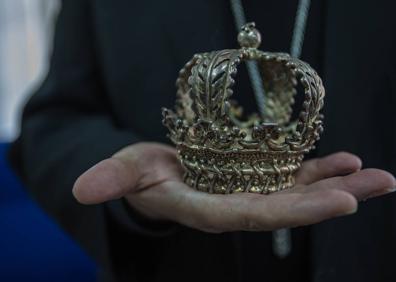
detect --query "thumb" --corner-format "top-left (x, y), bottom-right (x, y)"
top-left (73, 157), bottom-right (139, 205)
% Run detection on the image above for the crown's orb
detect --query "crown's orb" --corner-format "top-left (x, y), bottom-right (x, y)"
top-left (237, 22), bottom-right (261, 48)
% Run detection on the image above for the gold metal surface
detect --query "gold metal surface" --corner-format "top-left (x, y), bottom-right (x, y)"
top-left (162, 23), bottom-right (325, 194)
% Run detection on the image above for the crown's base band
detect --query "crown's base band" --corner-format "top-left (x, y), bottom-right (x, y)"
top-left (183, 171), bottom-right (295, 194)
top-left (180, 157), bottom-right (300, 194)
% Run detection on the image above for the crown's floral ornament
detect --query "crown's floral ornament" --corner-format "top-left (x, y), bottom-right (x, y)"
top-left (162, 23), bottom-right (325, 194)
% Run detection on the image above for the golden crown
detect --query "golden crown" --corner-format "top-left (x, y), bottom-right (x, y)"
top-left (162, 23), bottom-right (325, 194)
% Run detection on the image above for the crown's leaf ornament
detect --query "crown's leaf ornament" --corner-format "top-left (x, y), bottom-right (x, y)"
top-left (162, 23), bottom-right (325, 194)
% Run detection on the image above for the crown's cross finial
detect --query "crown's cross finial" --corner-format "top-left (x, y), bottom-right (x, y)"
top-left (237, 22), bottom-right (261, 48)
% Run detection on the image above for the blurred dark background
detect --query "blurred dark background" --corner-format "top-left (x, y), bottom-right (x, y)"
top-left (0, 1), bottom-right (96, 281)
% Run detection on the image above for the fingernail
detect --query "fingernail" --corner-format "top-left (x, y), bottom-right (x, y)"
top-left (389, 187), bottom-right (396, 192)
top-left (345, 206), bottom-right (358, 215)
top-left (365, 187), bottom-right (396, 200)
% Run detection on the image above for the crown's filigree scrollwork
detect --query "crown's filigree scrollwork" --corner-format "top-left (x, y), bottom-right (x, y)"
top-left (162, 22), bottom-right (325, 194)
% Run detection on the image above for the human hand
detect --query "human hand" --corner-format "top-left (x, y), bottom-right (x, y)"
top-left (73, 142), bottom-right (396, 232)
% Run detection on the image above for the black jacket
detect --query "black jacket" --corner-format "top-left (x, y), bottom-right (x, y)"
top-left (9, 0), bottom-right (396, 281)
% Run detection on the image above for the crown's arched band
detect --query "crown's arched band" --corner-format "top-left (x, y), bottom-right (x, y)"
top-left (163, 46), bottom-right (324, 194)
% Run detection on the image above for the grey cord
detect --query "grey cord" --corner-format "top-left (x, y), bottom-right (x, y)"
top-left (230, 0), bottom-right (267, 117)
top-left (290, 0), bottom-right (311, 58)
top-left (230, 0), bottom-right (311, 259)
top-left (229, 0), bottom-right (246, 31)
top-left (245, 62), bottom-right (267, 117)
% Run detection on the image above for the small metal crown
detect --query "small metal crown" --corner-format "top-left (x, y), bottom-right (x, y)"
top-left (162, 23), bottom-right (325, 194)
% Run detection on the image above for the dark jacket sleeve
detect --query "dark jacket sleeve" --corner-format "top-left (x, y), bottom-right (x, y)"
top-left (8, 0), bottom-right (174, 278)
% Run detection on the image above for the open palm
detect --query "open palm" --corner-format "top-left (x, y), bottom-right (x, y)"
top-left (73, 142), bottom-right (396, 232)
